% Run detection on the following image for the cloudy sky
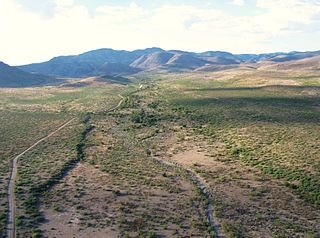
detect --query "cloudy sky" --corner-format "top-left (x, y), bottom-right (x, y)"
top-left (1, 0), bottom-right (320, 65)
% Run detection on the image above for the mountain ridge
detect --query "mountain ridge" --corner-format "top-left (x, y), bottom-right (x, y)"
top-left (18, 48), bottom-right (320, 78)
top-left (1, 48), bottom-right (319, 88)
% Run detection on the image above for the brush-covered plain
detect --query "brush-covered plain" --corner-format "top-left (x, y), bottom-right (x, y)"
top-left (0, 68), bottom-right (319, 237)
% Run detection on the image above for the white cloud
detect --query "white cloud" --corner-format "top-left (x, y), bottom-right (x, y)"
top-left (55, 0), bottom-right (74, 8)
top-left (0, 0), bottom-right (319, 65)
top-left (96, 2), bottom-right (146, 23)
top-left (257, 0), bottom-right (320, 20)
top-left (231, 0), bottom-right (245, 6)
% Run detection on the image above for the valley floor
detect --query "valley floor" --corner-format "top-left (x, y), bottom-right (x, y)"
top-left (0, 68), bottom-right (319, 237)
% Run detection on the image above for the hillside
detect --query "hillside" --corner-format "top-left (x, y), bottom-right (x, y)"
top-left (259, 55), bottom-right (320, 71)
top-left (0, 61), bottom-right (59, 88)
top-left (17, 48), bottom-right (320, 78)
top-left (130, 52), bottom-right (175, 69)
top-left (19, 48), bottom-right (163, 77)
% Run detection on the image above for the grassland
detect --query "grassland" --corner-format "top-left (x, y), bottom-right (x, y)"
top-left (0, 81), bottom-right (125, 113)
top-left (0, 68), bottom-right (319, 237)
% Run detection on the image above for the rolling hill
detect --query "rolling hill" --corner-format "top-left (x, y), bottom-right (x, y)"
top-left (258, 55), bottom-right (320, 71)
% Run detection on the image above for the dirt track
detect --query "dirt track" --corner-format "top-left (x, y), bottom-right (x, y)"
top-left (6, 118), bottom-right (75, 238)
top-left (6, 94), bottom-right (125, 238)
top-left (151, 156), bottom-right (225, 238)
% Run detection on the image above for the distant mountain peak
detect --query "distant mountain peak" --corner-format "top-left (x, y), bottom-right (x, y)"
top-left (16, 48), bottom-right (320, 78)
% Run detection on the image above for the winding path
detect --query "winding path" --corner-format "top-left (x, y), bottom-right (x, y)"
top-left (112, 89), bottom-right (223, 236)
top-left (107, 94), bottom-right (125, 112)
top-left (152, 157), bottom-right (225, 238)
top-left (6, 118), bottom-right (75, 238)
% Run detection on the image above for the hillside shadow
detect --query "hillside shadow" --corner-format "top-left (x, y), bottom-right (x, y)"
top-left (185, 85), bottom-right (320, 92)
top-left (174, 86), bottom-right (320, 124)
top-left (63, 82), bottom-right (91, 88)
top-left (96, 75), bottom-right (132, 85)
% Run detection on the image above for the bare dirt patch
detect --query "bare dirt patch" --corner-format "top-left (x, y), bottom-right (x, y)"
top-left (40, 163), bottom-right (119, 238)
top-left (154, 129), bottom-right (320, 237)
top-left (40, 113), bottom-right (212, 237)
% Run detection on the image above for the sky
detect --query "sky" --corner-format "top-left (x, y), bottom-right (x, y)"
top-left (1, 0), bottom-right (320, 65)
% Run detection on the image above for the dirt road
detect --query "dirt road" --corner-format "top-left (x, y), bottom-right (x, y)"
top-left (107, 94), bottom-right (124, 112)
top-left (151, 157), bottom-right (225, 238)
top-left (6, 118), bottom-right (75, 238)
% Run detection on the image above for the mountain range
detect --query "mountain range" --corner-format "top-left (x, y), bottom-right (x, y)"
top-left (0, 47), bottom-right (319, 87)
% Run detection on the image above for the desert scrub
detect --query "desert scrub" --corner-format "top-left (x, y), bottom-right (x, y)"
top-left (14, 116), bottom-right (93, 237)
top-left (154, 74), bottom-right (320, 236)
top-left (168, 84), bottom-right (320, 206)
top-left (81, 102), bottom-right (213, 237)
top-left (0, 110), bottom-right (70, 237)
